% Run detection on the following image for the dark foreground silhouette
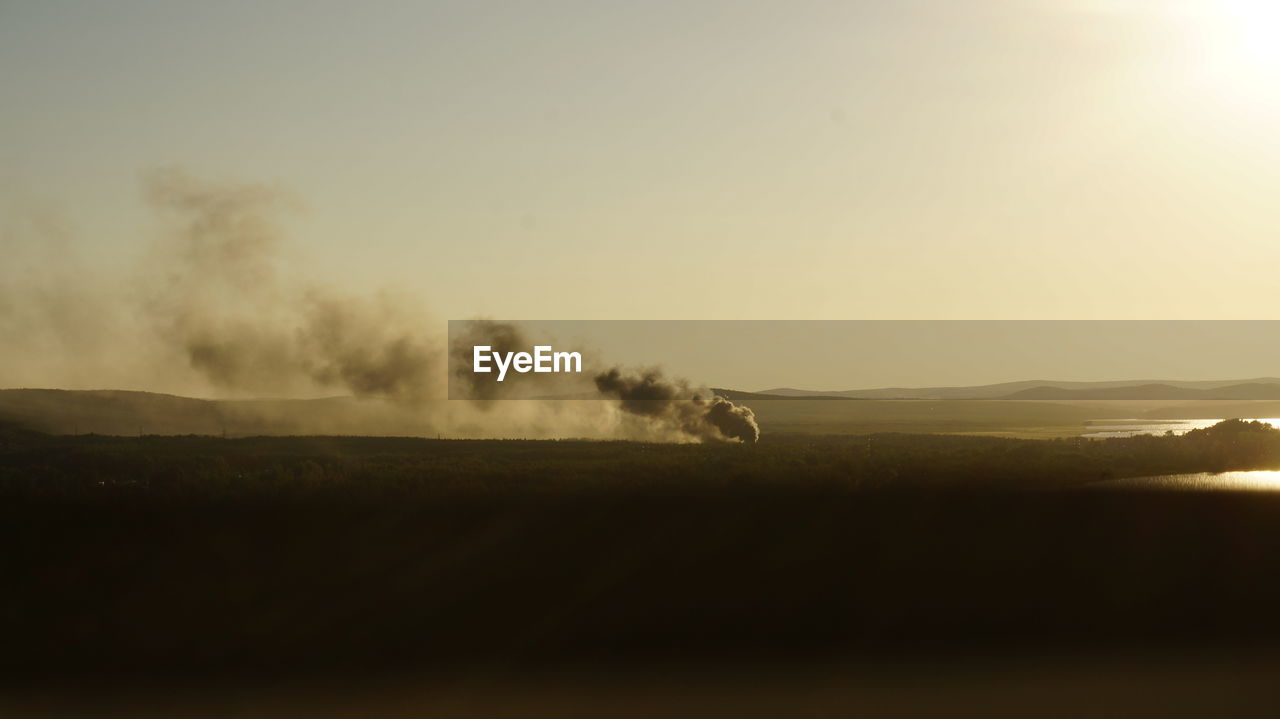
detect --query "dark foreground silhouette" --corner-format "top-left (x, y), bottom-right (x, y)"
top-left (5, 421), bottom-right (1280, 715)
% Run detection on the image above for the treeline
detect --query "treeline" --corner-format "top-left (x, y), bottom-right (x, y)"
top-left (2, 419), bottom-right (1279, 501)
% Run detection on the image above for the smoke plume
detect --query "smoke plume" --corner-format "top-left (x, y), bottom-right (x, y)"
top-left (448, 319), bottom-right (537, 400)
top-left (142, 167), bottom-right (444, 404)
top-left (594, 368), bottom-right (760, 443)
top-left (1, 169), bottom-right (760, 443)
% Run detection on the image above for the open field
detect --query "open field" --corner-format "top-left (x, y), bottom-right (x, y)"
top-left (12, 389), bottom-right (1280, 441)
top-left (7, 418), bottom-right (1280, 499)
top-left (750, 399), bottom-right (1280, 438)
top-left (748, 399), bottom-right (1102, 438)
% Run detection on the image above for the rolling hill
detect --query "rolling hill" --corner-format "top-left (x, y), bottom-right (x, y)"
top-left (758, 378), bottom-right (1280, 400)
top-left (0, 389), bottom-right (430, 437)
top-left (999, 383), bottom-right (1280, 401)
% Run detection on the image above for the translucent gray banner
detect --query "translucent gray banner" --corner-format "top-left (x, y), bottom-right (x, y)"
top-left (447, 320), bottom-right (1280, 401)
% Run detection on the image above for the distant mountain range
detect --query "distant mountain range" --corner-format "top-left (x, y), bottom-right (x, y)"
top-left (744, 378), bottom-right (1280, 401)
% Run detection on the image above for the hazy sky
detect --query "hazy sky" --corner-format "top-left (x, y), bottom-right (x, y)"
top-left (4, 0), bottom-right (1280, 325)
top-left (493, 321), bottom-right (1280, 391)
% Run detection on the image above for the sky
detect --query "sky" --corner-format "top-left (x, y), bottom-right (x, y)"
top-left (480, 320), bottom-right (1280, 391)
top-left (4, 1), bottom-right (1280, 390)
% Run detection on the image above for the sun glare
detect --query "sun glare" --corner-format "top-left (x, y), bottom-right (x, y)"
top-left (1216, 0), bottom-right (1280, 67)
top-left (1183, 0), bottom-right (1280, 97)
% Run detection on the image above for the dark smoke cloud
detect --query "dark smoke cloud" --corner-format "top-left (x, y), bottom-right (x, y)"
top-left (298, 293), bottom-right (440, 403)
top-left (703, 396), bottom-right (762, 444)
top-left (448, 324), bottom-right (758, 443)
top-left (448, 319), bottom-right (535, 400)
top-left (594, 368), bottom-right (760, 443)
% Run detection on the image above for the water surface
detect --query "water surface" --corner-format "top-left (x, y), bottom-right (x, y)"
top-left (1082, 418), bottom-right (1280, 438)
top-left (1094, 470), bottom-right (1280, 491)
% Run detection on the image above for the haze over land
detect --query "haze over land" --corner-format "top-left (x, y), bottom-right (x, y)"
top-left (10, 384), bottom-right (1280, 441)
top-left (1, 170), bottom-right (759, 443)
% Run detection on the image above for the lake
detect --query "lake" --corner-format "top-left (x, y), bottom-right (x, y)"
top-left (1081, 418), bottom-right (1280, 438)
top-left (1093, 470), bottom-right (1280, 491)
top-left (1082, 416), bottom-right (1280, 490)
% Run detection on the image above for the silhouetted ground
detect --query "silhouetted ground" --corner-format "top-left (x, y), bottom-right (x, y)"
top-left (5, 421), bottom-right (1280, 715)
